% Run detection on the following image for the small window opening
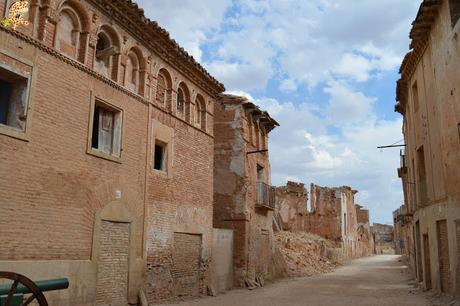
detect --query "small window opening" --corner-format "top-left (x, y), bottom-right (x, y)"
top-left (0, 66), bottom-right (28, 131)
top-left (449, 0), bottom-right (460, 27)
top-left (257, 164), bottom-right (264, 182)
top-left (91, 102), bottom-right (122, 157)
top-left (177, 88), bottom-right (185, 114)
top-left (153, 141), bottom-right (167, 171)
top-left (412, 82), bottom-right (419, 113)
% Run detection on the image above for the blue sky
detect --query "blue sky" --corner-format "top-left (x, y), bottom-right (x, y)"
top-left (136, 0), bottom-right (421, 224)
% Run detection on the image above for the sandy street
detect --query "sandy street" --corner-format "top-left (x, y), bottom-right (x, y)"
top-left (161, 255), bottom-right (430, 306)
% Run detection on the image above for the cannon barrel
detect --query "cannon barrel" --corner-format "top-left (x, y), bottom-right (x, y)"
top-left (0, 278), bottom-right (69, 296)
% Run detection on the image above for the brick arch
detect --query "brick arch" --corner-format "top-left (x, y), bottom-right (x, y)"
top-left (156, 68), bottom-right (173, 110)
top-left (94, 24), bottom-right (121, 81)
top-left (195, 94), bottom-right (206, 131)
top-left (57, 0), bottom-right (90, 32)
top-left (124, 46), bottom-right (146, 95)
top-left (177, 82), bottom-right (191, 121)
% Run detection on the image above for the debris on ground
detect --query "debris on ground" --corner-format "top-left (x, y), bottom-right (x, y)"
top-left (275, 231), bottom-right (342, 277)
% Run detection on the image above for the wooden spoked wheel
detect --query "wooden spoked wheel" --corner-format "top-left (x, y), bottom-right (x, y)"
top-left (0, 272), bottom-right (48, 306)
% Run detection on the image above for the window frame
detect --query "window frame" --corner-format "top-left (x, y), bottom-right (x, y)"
top-left (0, 52), bottom-right (35, 142)
top-left (87, 95), bottom-right (123, 163)
top-left (153, 140), bottom-right (167, 172)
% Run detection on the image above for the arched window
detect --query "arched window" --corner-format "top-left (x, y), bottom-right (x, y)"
top-left (56, 10), bottom-right (79, 58)
top-left (195, 94), bottom-right (206, 131)
top-left (94, 25), bottom-right (120, 81)
top-left (177, 88), bottom-right (185, 114)
top-left (156, 69), bottom-right (172, 110)
top-left (176, 83), bottom-right (190, 121)
top-left (55, 1), bottom-right (89, 63)
top-left (125, 50), bottom-right (140, 93)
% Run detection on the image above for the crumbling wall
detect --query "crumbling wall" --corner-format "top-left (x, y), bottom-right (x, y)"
top-left (307, 184), bottom-right (342, 241)
top-left (371, 223), bottom-right (395, 255)
top-left (275, 181), bottom-right (308, 232)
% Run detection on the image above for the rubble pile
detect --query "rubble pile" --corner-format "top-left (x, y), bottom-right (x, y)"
top-left (275, 231), bottom-right (341, 277)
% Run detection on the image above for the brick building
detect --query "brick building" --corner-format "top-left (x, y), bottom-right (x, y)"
top-left (395, 0), bottom-right (460, 296)
top-left (307, 184), bottom-right (373, 259)
top-left (274, 181), bottom-right (309, 232)
top-left (371, 223), bottom-right (395, 255)
top-left (0, 0), bottom-right (224, 304)
top-left (213, 94), bottom-right (279, 287)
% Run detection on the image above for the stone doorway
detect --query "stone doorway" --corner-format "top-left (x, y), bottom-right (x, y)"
top-left (96, 220), bottom-right (131, 306)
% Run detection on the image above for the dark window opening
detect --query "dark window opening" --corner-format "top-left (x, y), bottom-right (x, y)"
top-left (449, 0), bottom-right (460, 27)
top-left (0, 66), bottom-right (28, 131)
top-left (154, 141), bottom-right (166, 171)
top-left (257, 164), bottom-right (264, 182)
top-left (91, 102), bottom-right (121, 157)
top-left (177, 88), bottom-right (185, 114)
top-left (412, 82), bottom-right (419, 113)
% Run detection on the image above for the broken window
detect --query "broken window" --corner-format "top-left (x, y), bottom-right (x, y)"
top-left (153, 140), bottom-right (167, 171)
top-left (449, 0), bottom-right (460, 27)
top-left (91, 102), bottom-right (122, 157)
top-left (0, 65), bottom-right (29, 131)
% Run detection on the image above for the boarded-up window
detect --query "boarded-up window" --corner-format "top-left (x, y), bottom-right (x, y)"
top-left (91, 102), bottom-right (122, 157)
top-left (437, 220), bottom-right (451, 293)
top-left (0, 65), bottom-right (29, 131)
top-left (172, 233), bottom-right (202, 297)
top-left (423, 234), bottom-right (432, 289)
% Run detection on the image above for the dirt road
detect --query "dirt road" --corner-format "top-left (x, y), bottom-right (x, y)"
top-left (161, 255), bottom-right (429, 306)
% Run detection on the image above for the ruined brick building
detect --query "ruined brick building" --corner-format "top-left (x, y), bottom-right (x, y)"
top-left (395, 0), bottom-right (460, 297)
top-left (307, 184), bottom-right (373, 259)
top-left (213, 94), bottom-right (279, 288)
top-left (0, 0), bottom-right (225, 304)
top-left (274, 181), bottom-right (309, 232)
top-left (371, 224), bottom-right (395, 255)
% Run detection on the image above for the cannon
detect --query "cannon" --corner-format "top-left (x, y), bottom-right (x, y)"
top-left (0, 272), bottom-right (69, 306)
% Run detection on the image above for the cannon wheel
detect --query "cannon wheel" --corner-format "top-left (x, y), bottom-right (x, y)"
top-left (0, 272), bottom-right (48, 306)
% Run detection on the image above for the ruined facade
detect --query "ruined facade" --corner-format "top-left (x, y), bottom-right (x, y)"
top-left (274, 181), bottom-right (309, 232)
top-left (307, 184), bottom-right (373, 259)
top-left (395, 0), bottom-right (460, 296)
top-left (371, 224), bottom-right (395, 255)
top-left (213, 94), bottom-right (279, 287)
top-left (0, 0), bottom-right (224, 304)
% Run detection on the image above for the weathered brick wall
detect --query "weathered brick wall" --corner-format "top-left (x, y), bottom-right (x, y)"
top-left (96, 221), bottom-right (130, 306)
top-left (275, 182), bottom-right (308, 232)
top-left (171, 233), bottom-right (202, 297)
top-left (213, 95), bottom-right (278, 287)
top-left (307, 184), bottom-right (342, 241)
top-left (145, 108), bottom-right (215, 302)
top-left (0, 0), bottom-right (221, 304)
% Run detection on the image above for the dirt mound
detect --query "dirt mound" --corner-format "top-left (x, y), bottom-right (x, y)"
top-left (275, 231), bottom-right (341, 277)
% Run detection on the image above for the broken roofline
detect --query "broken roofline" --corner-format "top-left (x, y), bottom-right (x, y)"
top-left (395, 0), bottom-right (442, 114)
top-left (88, 0), bottom-right (225, 95)
top-left (219, 93), bottom-right (280, 133)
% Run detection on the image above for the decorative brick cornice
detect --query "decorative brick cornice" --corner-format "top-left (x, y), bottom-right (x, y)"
top-left (86, 0), bottom-right (225, 97)
top-left (395, 0), bottom-right (441, 116)
top-left (0, 26), bottom-right (216, 138)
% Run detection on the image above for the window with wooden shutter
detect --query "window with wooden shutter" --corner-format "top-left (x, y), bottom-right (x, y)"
top-left (91, 101), bottom-right (122, 159)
